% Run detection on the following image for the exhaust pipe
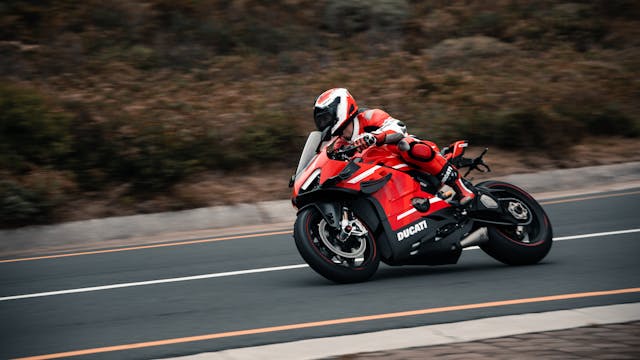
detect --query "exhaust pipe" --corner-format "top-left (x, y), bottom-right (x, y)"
top-left (459, 227), bottom-right (489, 248)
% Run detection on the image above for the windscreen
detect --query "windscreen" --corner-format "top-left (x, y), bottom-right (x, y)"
top-left (295, 131), bottom-right (323, 178)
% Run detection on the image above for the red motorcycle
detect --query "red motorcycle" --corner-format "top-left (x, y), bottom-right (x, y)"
top-left (290, 131), bottom-right (552, 283)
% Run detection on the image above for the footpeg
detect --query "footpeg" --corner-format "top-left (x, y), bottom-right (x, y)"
top-left (411, 197), bottom-right (431, 212)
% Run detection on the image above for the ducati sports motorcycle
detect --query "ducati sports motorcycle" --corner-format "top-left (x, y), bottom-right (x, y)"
top-left (289, 130), bottom-right (552, 283)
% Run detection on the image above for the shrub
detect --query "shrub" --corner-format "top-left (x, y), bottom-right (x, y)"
top-left (0, 180), bottom-right (54, 228)
top-left (0, 84), bottom-right (72, 171)
top-left (235, 20), bottom-right (290, 54)
top-left (90, 3), bottom-right (129, 30)
top-left (369, 0), bottom-right (410, 32)
top-left (323, 0), bottom-right (409, 37)
top-left (547, 3), bottom-right (608, 51)
top-left (195, 19), bottom-right (236, 55)
top-left (464, 11), bottom-right (508, 38)
top-left (427, 36), bottom-right (516, 66)
top-left (108, 123), bottom-right (201, 192)
top-left (62, 105), bottom-right (116, 189)
top-left (323, 0), bottom-right (371, 36)
top-left (556, 103), bottom-right (639, 137)
top-left (240, 111), bottom-right (304, 165)
top-left (593, 0), bottom-right (640, 19)
top-left (127, 45), bottom-right (158, 70)
top-left (463, 108), bottom-right (583, 153)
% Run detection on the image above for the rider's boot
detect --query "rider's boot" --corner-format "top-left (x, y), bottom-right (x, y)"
top-left (398, 138), bottom-right (477, 208)
top-left (437, 164), bottom-right (477, 207)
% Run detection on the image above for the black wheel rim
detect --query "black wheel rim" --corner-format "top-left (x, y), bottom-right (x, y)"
top-left (494, 190), bottom-right (543, 245)
top-left (305, 211), bottom-right (375, 270)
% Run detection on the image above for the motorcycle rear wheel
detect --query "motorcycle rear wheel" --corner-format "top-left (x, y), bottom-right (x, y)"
top-left (478, 181), bottom-right (553, 265)
top-left (294, 206), bottom-right (379, 283)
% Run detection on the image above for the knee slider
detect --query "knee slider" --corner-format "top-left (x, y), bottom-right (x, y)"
top-left (407, 142), bottom-right (436, 162)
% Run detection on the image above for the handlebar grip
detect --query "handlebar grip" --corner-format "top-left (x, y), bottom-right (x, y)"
top-left (364, 134), bottom-right (377, 146)
top-left (384, 133), bottom-right (404, 144)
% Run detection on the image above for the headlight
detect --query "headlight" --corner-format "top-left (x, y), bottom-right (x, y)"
top-left (301, 168), bottom-right (321, 191)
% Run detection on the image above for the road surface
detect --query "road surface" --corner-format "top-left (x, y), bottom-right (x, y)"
top-left (1, 188), bottom-right (639, 359)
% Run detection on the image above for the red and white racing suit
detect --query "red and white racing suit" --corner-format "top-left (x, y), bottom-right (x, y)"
top-left (335, 109), bottom-right (475, 203)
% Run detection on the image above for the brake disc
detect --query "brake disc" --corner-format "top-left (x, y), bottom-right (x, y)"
top-left (317, 219), bottom-right (366, 259)
top-left (507, 201), bottom-right (529, 220)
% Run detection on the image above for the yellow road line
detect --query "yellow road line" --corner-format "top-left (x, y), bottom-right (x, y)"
top-left (16, 287), bottom-right (640, 360)
top-left (0, 230), bottom-right (292, 264)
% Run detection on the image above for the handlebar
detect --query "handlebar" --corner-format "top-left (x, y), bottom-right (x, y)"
top-left (332, 145), bottom-right (360, 159)
top-left (331, 133), bottom-right (401, 160)
top-left (462, 148), bottom-right (491, 177)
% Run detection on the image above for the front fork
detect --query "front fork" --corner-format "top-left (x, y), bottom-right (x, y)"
top-left (338, 207), bottom-right (368, 242)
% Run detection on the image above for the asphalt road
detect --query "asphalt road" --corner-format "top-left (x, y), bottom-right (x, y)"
top-left (1, 188), bottom-right (639, 359)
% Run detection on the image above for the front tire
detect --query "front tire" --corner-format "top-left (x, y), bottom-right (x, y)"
top-left (294, 206), bottom-right (379, 283)
top-left (478, 181), bottom-right (553, 265)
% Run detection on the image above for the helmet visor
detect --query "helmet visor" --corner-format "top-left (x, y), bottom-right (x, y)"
top-left (314, 109), bottom-right (334, 131)
top-left (313, 97), bottom-right (340, 132)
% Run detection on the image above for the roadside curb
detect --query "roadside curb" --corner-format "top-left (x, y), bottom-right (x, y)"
top-left (167, 302), bottom-right (640, 360)
top-left (1, 161), bottom-right (639, 255)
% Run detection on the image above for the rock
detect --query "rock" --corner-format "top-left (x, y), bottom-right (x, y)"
top-left (426, 36), bottom-right (516, 65)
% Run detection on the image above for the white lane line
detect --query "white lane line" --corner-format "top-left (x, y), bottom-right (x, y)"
top-left (462, 228), bottom-right (640, 251)
top-left (554, 228), bottom-right (640, 241)
top-left (2, 228), bottom-right (638, 302)
top-left (0, 264), bottom-right (308, 302)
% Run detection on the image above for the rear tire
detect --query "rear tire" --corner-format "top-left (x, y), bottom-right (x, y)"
top-left (478, 181), bottom-right (552, 265)
top-left (294, 206), bottom-right (379, 283)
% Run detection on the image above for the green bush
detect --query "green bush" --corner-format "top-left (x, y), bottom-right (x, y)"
top-left (61, 106), bottom-right (116, 190)
top-left (107, 122), bottom-right (201, 192)
top-left (0, 84), bottom-right (72, 171)
top-left (594, 0), bottom-right (640, 19)
top-left (463, 108), bottom-right (583, 153)
top-left (464, 11), bottom-right (507, 38)
top-left (547, 3), bottom-right (608, 51)
top-left (235, 20), bottom-right (290, 54)
top-left (427, 36), bottom-right (515, 66)
top-left (556, 103), bottom-right (639, 137)
top-left (241, 111), bottom-right (303, 165)
top-left (323, 0), bottom-right (409, 37)
top-left (127, 45), bottom-right (158, 70)
top-left (0, 180), bottom-right (54, 228)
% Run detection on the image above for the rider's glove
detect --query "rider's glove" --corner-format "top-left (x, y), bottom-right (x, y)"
top-left (353, 133), bottom-right (377, 151)
top-left (353, 133), bottom-right (387, 151)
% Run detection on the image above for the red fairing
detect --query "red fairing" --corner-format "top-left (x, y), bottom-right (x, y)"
top-left (445, 140), bottom-right (468, 160)
top-left (292, 141), bottom-right (451, 231)
top-left (362, 148), bottom-right (450, 230)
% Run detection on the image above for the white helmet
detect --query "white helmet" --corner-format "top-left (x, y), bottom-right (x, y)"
top-left (313, 88), bottom-right (359, 136)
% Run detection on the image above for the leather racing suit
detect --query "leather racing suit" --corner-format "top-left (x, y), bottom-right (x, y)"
top-left (333, 108), bottom-right (476, 205)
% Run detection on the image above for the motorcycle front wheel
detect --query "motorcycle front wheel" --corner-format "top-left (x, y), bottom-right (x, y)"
top-left (477, 181), bottom-right (553, 265)
top-left (294, 206), bottom-right (379, 283)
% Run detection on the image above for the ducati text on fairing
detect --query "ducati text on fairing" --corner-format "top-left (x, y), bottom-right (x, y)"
top-left (396, 220), bottom-right (428, 241)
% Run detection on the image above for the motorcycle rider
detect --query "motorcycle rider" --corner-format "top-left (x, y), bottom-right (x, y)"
top-left (313, 88), bottom-right (477, 206)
